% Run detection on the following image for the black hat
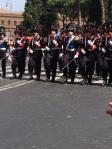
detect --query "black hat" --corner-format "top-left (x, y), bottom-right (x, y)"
top-left (15, 25), bottom-right (27, 36)
top-left (67, 23), bottom-right (77, 32)
top-left (103, 23), bottom-right (112, 32)
top-left (108, 22), bottom-right (112, 32)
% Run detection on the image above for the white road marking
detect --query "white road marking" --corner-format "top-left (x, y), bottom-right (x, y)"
top-left (0, 65), bottom-right (104, 92)
top-left (0, 80), bottom-right (27, 89)
top-left (0, 80), bottom-right (33, 92)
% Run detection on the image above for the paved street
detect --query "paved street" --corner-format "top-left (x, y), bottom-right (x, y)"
top-left (0, 66), bottom-right (112, 149)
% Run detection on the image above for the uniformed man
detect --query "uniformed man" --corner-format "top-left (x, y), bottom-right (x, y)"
top-left (0, 33), bottom-right (8, 78)
top-left (79, 30), bottom-right (97, 85)
top-left (62, 29), bottom-right (80, 84)
top-left (28, 30), bottom-right (43, 80)
top-left (11, 28), bottom-right (27, 79)
top-left (94, 32), bottom-right (103, 80)
top-left (43, 29), bottom-right (61, 82)
top-left (102, 23), bottom-right (112, 86)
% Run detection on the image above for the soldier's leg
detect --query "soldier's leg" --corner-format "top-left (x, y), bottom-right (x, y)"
top-left (51, 57), bottom-right (57, 82)
top-left (28, 55), bottom-right (35, 79)
top-left (108, 60), bottom-right (112, 86)
top-left (18, 57), bottom-right (25, 79)
top-left (88, 61), bottom-right (95, 85)
top-left (62, 53), bottom-right (69, 82)
top-left (11, 56), bottom-right (17, 78)
top-left (35, 58), bottom-right (42, 81)
top-left (43, 53), bottom-right (51, 81)
top-left (102, 59), bottom-right (108, 86)
top-left (69, 60), bottom-right (76, 84)
top-left (79, 57), bottom-right (87, 85)
top-left (1, 58), bottom-right (6, 78)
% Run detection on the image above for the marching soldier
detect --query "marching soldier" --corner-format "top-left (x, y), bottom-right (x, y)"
top-left (94, 32), bottom-right (103, 79)
top-left (28, 30), bottom-right (43, 80)
top-left (43, 29), bottom-right (61, 82)
top-left (79, 31), bottom-right (97, 85)
top-left (11, 29), bottom-right (27, 79)
top-left (0, 33), bottom-right (8, 78)
top-left (102, 24), bottom-right (112, 86)
top-left (62, 29), bottom-right (80, 84)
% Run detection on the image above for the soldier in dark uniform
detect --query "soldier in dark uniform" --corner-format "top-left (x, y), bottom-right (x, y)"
top-left (28, 31), bottom-right (43, 80)
top-left (102, 24), bottom-right (112, 86)
top-left (11, 29), bottom-right (27, 79)
top-left (79, 31), bottom-right (97, 85)
top-left (62, 29), bottom-right (80, 84)
top-left (0, 33), bottom-right (8, 78)
top-left (43, 29), bottom-right (61, 82)
top-left (94, 32), bottom-right (103, 79)
top-left (57, 30), bottom-right (67, 72)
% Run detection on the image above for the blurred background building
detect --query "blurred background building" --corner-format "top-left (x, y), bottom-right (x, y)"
top-left (0, 0), bottom-right (23, 36)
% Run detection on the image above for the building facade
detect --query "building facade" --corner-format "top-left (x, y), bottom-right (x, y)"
top-left (0, 9), bottom-right (23, 36)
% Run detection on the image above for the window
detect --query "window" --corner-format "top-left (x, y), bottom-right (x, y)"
top-left (8, 20), bottom-right (11, 25)
top-left (1, 20), bottom-right (4, 25)
top-left (14, 21), bottom-right (17, 26)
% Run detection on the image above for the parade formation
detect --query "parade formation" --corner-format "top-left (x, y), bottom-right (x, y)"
top-left (0, 23), bottom-right (112, 86)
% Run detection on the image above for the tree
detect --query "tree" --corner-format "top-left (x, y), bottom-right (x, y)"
top-left (99, 0), bottom-right (106, 24)
top-left (23, 0), bottom-right (57, 34)
top-left (77, 0), bottom-right (81, 26)
top-left (23, 0), bottom-right (44, 29)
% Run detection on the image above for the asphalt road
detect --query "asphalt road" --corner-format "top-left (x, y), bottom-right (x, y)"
top-left (0, 77), bottom-right (112, 149)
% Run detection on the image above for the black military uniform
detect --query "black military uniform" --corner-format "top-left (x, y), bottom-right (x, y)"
top-left (79, 32), bottom-right (97, 85)
top-left (11, 31), bottom-right (27, 79)
top-left (43, 30), bottom-right (61, 82)
top-left (94, 32), bottom-right (103, 79)
top-left (0, 33), bottom-right (8, 78)
top-left (62, 30), bottom-right (80, 83)
top-left (102, 28), bottom-right (112, 86)
top-left (28, 31), bottom-right (43, 80)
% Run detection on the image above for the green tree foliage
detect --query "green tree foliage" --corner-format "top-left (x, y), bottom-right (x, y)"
top-left (23, 0), bottom-right (58, 34)
top-left (23, 0), bottom-right (111, 34)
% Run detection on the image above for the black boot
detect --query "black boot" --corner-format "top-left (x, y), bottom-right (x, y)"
top-left (36, 76), bottom-right (40, 81)
top-left (88, 77), bottom-right (92, 85)
top-left (102, 80), bottom-right (107, 86)
top-left (18, 74), bottom-right (22, 79)
top-left (28, 74), bottom-right (33, 80)
top-left (81, 78), bottom-right (87, 85)
top-left (71, 78), bottom-right (74, 84)
top-left (63, 76), bottom-right (67, 83)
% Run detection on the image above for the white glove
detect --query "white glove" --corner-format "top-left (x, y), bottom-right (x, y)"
top-left (88, 40), bottom-right (93, 46)
top-left (59, 53), bottom-right (63, 57)
top-left (35, 41), bottom-right (40, 46)
top-left (102, 48), bottom-right (106, 53)
top-left (41, 48), bottom-right (45, 51)
top-left (74, 54), bottom-right (78, 59)
top-left (81, 49), bottom-right (86, 54)
top-left (17, 40), bottom-right (21, 44)
top-left (109, 40), bottom-right (112, 46)
top-left (45, 46), bottom-right (50, 51)
top-left (53, 40), bottom-right (58, 45)
top-left (29, 49), bottom-right (33, 53)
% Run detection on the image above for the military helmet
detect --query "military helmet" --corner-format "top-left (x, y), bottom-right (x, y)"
top-left (66, 23), bottom-right (77, 32)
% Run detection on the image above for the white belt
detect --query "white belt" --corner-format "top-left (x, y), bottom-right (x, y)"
top-left (67, 48), bottom-right (75, 52)
top-left (0, 48), bottom-right (6, 51)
